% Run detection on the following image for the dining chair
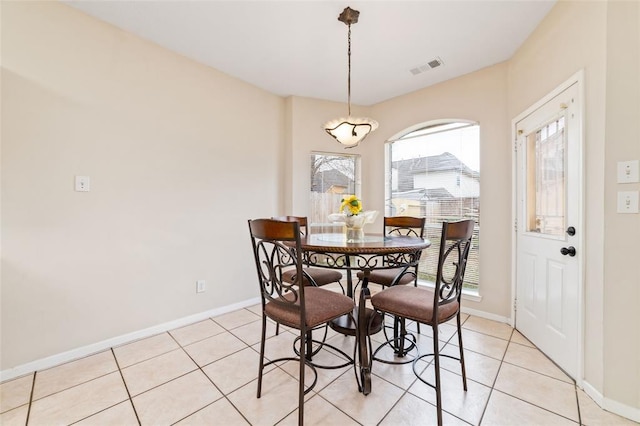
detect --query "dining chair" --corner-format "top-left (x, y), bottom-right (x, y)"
top-left (356, 216), bottom-right (426, 340)
top-left (271, 216), bottom-right (345, 340)
top-left (369, 219), bottom-right (475, 426)
top-left (273, 216), bottom-right (345, 294)
top-left (356, 216), bottom-right (426, 289)
top-left (248, 218), bottom-right (355, 425)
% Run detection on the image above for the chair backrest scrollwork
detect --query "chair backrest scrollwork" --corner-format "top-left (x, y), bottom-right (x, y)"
top-left (434, 220), bottom-right (475, 314)
top-left (384, 216), bottom-right (426, 238)
top-left (248, 219), bottom-right (305, 312)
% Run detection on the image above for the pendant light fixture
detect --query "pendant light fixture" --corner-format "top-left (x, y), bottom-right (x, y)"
top-left (324, 7), bottom-right (378, 148)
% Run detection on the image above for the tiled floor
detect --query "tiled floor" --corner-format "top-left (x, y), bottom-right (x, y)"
top-left (1, 301), bottom-right (638, 425)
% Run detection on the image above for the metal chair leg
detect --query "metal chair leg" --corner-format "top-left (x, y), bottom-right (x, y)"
top-left (298, 327), bottom-right (306, 425)
top-left (457, 313), bottom-right (467, 390)
top-left (433, 324), bottom-right (443, 426)
top-left (257, 315), bottom-right (267, 398)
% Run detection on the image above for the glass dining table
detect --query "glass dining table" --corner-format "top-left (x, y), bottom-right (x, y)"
top-left (298, 232), bottom-right (431, 394)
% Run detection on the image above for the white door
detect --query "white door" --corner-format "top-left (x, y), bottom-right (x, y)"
top-left (514, 79), bottom-right (582, 379)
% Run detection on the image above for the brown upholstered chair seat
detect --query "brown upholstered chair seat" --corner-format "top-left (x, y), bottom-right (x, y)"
top-left (371, 286), bottom-right (458, 325)
top-left (356, 267), bottom-right (415, 287)
top-left (265, 287), bottom-right (354, 329)
top-left (283, 268), bottom-right (343, 287)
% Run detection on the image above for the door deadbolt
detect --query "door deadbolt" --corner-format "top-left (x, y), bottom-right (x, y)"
top-left (566, 226), bottom-right (576, 236)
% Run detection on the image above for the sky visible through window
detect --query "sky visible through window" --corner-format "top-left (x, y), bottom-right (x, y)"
top-left (392, 124), bottom-right (480, 172)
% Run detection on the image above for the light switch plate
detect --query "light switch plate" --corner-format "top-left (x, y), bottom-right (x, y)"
top-left (75, 176), bottom-right (90, 192)
top-left (617, 160), bottom-right (639, 183)
top-left (617, 191), bottom-right (639, 213)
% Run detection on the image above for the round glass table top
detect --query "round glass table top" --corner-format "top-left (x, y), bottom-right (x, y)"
top-left (300, 233), bottom-right (430, 254)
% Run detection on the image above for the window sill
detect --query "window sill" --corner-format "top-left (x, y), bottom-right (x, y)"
top-left (417, 280), bottom-right (482, 302)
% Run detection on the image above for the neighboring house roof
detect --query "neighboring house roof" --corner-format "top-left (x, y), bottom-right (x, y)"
top-left (311, 169), bottom-right (352, 193)
top-left (392, 188), bottom-right (453, 200)
top-left (392, 152), bottom-right (478, 192)
top-left (393, 152), bottom-right (478, 176)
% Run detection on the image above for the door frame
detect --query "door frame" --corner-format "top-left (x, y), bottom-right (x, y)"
top-left (510, 70), bottom-right (585, 386)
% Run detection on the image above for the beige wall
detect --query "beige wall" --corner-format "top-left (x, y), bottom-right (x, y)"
top-left (1, 1), bottom-right (284, 370)
top-left (603, 0), bottom-right (640, 409)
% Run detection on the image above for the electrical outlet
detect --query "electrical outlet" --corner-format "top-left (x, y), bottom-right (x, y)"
top-left (196, 280), bottom-right (206, 293)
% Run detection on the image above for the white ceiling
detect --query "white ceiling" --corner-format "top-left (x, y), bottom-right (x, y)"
top-left (65, 0), bottom-right (556, 106)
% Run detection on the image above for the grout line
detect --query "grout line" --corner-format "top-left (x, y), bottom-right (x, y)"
top-left (111, 348), bottom-right (142, 426)
top-left (477, 327), bottom-right (514, 425)
top-left (575, 384), bottom-right (583, 425)
top-left (169, 325), bottom-right (254, 425)
top-left (24, 371), bottom-right (36, 425)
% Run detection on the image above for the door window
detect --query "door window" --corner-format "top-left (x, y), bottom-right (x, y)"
top-left (525, 117), bottom-right (566, 237)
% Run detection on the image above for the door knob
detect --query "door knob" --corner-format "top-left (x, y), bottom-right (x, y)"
top-left (560, 246), bottom-right (576, 257)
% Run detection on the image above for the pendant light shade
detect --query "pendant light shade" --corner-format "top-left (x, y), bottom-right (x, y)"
top-left (324, 7), bottom-right (378, 148)
top-left (324, 116), bottom-right (379, 148)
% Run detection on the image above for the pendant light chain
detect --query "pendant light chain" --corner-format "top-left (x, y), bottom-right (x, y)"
top-left (347, 24), bottom-right (352, 117)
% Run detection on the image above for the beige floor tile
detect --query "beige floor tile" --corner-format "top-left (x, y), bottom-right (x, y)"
top-left (380, 392), bottom-right (471, 426)
top-left (169, 319), bottom-right (225, 346)
top-left (184, 331), bottom-right (248, 367)
top-left (280, 353), bottom-right (352, 394)
top-left (482, 390), bottom-right (577, 425)
top-left (0, 405), bottom-right (29, 426)
top-left (0, 374), bottom-right (33, 413)
top-left (113, 333), bottom-right (180, 368)
top-left (409, 365), bottom-right (491, 425)
top-left (252, 330), bottom-right (301, 363)
top-left (324, 332), bottom-right (358, 357)
top-left (439, 344), bottom-right (502, 387)
top-left (229, 317), bottom-right (278, 346)
top-left (202, 347), bottom-right (273, 395)
top-left (121, 348), bottom-right (198, 396)
top-left (371, 356), bottom-right (424, 390)
top-left (503, 341), bottom-right (573, 383)
top-left (227, 368), bottom-right (309, 426)
top-left (33, 350), bottom-right (117, 400)
top-left (74, 400), bottom-right (139, 425)
top-left (450, 329), bottom-right (509, 360)
top-left (319, 371), bottom-right (404, 425)
top-left (213, 309), bottom-right (261, 330)
top-left (493, 363), bottom-right (578, 422)
top-left (132, 370), bottom-right (222, 426)
top-left (246, 304), bottom-right (262, 316)
top-left (28, 372), bottom-right (128, 426)
top-left (511, 330), bottom-right (535, 347)
top-left (372, 331), bottom-right (441, 362)
top-left (577, 389), bottom-right (640, 426)
top-left (462, 316), bottom-right (513, 341)
top-left (406, 321), bottom-right (459, 343)
top-left (279, 394), bottom-right (360, 426)
top-left (175, 398), bottom-right (249, 425)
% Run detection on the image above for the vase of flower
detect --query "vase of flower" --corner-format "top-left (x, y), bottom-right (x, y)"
top-left (341, 195), bottom-right (365, 242)
top-left (344, 214), bottom-right (366, 242)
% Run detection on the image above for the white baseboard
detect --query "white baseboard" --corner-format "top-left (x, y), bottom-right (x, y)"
top-left (460, 306), bottom-right (511, 324)
top-left (580, 380), bottom-right (640, 422)
top-left (0, 297), bottom-right (261, 382)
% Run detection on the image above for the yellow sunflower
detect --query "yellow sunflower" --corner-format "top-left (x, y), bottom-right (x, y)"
top-left (340, 195), bottom-right (362, 216)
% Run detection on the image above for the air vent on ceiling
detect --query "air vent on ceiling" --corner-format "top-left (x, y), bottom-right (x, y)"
top-left (409, 57), bottom-right (444, 75)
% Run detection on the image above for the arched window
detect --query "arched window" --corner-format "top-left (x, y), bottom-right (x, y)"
top-left (386, 121), bottom-right (480, 292)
